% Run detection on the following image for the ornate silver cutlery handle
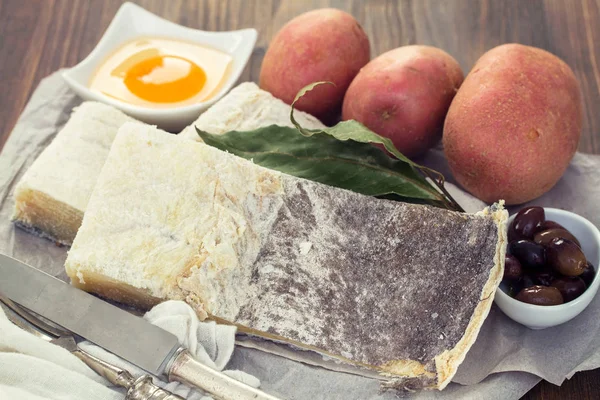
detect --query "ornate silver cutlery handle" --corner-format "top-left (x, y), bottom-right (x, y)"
top-left (0, 297), bottom-right (183, 400)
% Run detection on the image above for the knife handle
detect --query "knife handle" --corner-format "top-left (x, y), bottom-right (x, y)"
top-left (167, 348), bottom-right (280, 400)
top-left (127, 375), bottom-right (185, 400)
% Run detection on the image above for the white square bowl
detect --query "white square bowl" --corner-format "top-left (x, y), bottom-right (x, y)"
top-left (62, 2), bottom-right (257, 131)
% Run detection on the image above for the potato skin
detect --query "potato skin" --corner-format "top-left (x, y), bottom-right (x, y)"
top-left (259, 8), bottom-right (370, 119)
top-left (443, 44), bottom-right (582, 205)
top-left (341, 46), bottom-right (464, 158)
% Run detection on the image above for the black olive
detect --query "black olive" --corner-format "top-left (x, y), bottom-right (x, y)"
top-left (533, 228), bottom-right (581, 248)
top-left (546, 238), bottom-right (587, 276)
top-left (551, 277), bottom-right (587, 302)
top-left (503, 255), bottom-right (523, 281)
top-left (516, 285), bottom-right (564, 305)
top-left (580, 261), bottom-right (596, 287)
top-left (506, 282), bottom-right (520, 297)
top-left (537, 220), bottom-right (566, 232)
top-left (521, 274), bottom-right (535, 289)
top-left (509, 206), bottom-right (545, 241)
top-left (533, 271), bottom-right (556, 287)
top-left (509, 240), bottom-right (546, 270)
top-left (509, 274), bottom-right (535, 297)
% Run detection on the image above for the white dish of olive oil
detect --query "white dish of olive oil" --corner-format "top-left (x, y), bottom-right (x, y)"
top-left (62, 2), bottom-right (256, 131)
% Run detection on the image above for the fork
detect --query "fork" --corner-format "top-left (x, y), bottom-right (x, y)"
top-left (0, 296), bottom-right (185, 400)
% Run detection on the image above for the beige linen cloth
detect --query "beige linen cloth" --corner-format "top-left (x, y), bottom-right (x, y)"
top-left (0, 300), bottom-right (259, 400)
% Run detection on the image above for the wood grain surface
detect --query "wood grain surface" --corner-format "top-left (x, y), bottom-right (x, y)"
top-left (0, 0), bottom-right (599, 398)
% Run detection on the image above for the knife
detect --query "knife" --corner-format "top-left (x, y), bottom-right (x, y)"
top-left (1, 296), bottom-right (185, 399)
top-left (0, 254), bottom-right (280, 400)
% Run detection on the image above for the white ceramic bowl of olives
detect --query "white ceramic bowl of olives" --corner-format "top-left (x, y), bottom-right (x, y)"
top-left (495, 207), bottom-right (600, 329)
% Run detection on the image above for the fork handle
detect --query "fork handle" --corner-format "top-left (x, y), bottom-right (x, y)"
top-left (73, 350), bottom-right (184, 400)
top-left (73, 349), bottom-right (135, 388)
top-left (127, 376), bottom-right (185, 400)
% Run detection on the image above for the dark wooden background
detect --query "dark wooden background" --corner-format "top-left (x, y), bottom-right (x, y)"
top-left (1, 0), bottom-right (599, 398)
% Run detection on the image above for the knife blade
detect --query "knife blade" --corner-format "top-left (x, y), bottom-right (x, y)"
top-left (0, 253), bottom-right (179, 374)
top-left (0, 253), bottom-right (280, 400)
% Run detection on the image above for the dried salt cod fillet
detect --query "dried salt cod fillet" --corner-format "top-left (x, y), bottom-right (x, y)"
top-left (179, 82), bottom-right (325, 140)
top-left (66, 123), bottom-right (507, 390)
top-left (13, 83), bottom-right (322, 246)
top-left (12, 102), bottom-right (136, 245)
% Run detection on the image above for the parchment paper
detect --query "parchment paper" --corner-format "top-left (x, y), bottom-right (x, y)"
top-left (2, 71), bottom-right (600, 399)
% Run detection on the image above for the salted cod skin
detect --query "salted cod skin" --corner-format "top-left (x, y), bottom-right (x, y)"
top-left (12, 102), bottom-right (136, 245)
top-left (66, 123), bottom-right (507, 390)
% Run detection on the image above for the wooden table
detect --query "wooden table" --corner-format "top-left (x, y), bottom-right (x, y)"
top-left (1, 0), bottom-right (599, 398)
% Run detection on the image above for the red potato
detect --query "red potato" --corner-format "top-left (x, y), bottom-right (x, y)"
top-left (443, 44), bottom-right (582, 205)
top-left (342, 46), bottom-right (464, 158)
top-left (259, 8), bottom-right (370, 119)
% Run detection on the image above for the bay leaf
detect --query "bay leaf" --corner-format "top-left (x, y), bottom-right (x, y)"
top-left (196, 81), bottom-right (462, 211)
top-left (197, 125), bottom-right (445, 203)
